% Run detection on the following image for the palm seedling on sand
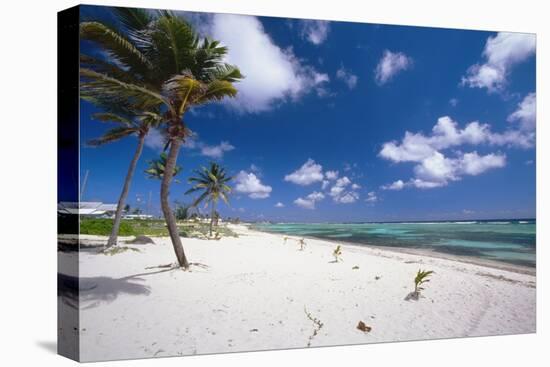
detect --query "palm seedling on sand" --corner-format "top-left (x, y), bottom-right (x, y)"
top-left (298, 238), bottom-right (307, 251)
top-left (186, 163), bottom-right (233, 237)
top-left (80, 8), bottom-right (244, 268)
top-left (414, 269), bottom-right (434, 296)
top-left (333, 245), bottom-right (343, 262)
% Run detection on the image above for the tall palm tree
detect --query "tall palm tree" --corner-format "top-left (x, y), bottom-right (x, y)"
top-left (86, 106), bottom-right (162, 248)
top-left (185, 163), bottom-right (233, 236)
top-left (80, 8), bottom-right (243, 269)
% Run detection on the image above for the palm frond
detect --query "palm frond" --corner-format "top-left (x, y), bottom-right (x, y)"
top-left (146, 14), bottom-right (199, 79)
top-left (80, 68), bottom-right (170, 112)
top-left (80, 21), bottom-right (152, 73)
top-left (87, 126), bottom-right (138, 146)
top-left (91, 112), bottom-right (134, 126)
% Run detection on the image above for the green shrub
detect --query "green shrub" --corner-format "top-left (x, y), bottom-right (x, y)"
top-left (80, 218), bottom-right (136, 236)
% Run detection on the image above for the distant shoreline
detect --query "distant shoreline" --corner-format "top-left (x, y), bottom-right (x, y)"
top-left (249, 218), bottom-right (536, 225)
top-left (247, 225), bottom-right (536, 275)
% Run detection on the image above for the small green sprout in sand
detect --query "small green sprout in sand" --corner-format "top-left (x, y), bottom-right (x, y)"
top-left (333, 245), bottom-right (343, 262)
top-left (298, 238), bottom-right (307, 251)
top-left (283, 236), bottom-right (289, 244)
top-left (414, 269), bottom-right (434, 294)
top-left (405, 269), bottom-right (434, 301)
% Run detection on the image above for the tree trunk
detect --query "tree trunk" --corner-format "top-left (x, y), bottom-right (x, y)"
top-left (160, 138), bottom-right (189, 269)
top-left (106, 133), bottom-right (146, 247)
top-left (209, 202), bottom-right (215, 237)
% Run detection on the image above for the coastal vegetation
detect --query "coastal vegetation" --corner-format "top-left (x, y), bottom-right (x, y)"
top-left (79, 217), bottom-right (238, 239)
top-left (144, 153), bottom-right (183, 182)
top-left (83, 104), bottom-right (163, 248)
top-left (79, 8), bottom-right (244, 268)
top-left (333, 245), bottom-right (343, 262)
top-left (186, 162), bottom-right (233, 237)
top-left (405, 269), bottom-right (434, 300)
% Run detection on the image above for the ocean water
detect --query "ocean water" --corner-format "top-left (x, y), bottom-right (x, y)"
top-left (253, 220), bottom-right (536, 267)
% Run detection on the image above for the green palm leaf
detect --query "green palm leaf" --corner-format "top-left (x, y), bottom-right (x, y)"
top-left (80, 21), bottom-right (152, 72)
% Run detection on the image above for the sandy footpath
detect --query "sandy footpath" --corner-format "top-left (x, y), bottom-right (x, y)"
top-left (60, 224), bottom-right (536, 362)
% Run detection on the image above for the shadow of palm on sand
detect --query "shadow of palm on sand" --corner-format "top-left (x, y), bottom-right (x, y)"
top-left (58, 273), bottom-right (152, 309)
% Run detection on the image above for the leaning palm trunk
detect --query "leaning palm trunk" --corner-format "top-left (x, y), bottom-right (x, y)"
top-left (160, 138), bottom-right (189, 269)
top-left (106, 133), bottom-right (146, 247)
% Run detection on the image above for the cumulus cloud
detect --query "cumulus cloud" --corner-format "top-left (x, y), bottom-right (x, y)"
top-left (375, 50), bottom-right (413, 85)
top-left (327, 176), bottom-right (360, 204)
top-left (336, 192), bottom-right (359, 204)
top-left (379, 116), bottom-right (517, 189)
top-left (461, 32), bottom-right (536, 93)
top-left (206, 14), bottom-right (329, 112)
top-left (181, 136), bottom-right (235, 159)
top-left (275, 202), bottom-right (285, 208)
top-left (200, 141), bottom-right (235, 159)
top-left (381, 180), bottom-right (405, 191)
top-left (381, 150), bottom-right (506, 190)
top-left (336, 66), bottom-right (358, 89)
top-left (285, 159), bottom-right (325, 185)
top-left (365, 191), bottom-right (378, 203)
top-left (144, 128), bottom-right (166, 151)
top-left (508, 92), bottom-right (536, 131)
top-left (294, 191), bottom-right (325, 210)
top-left (325, 170), bottom-right (339, 180)
top-left (380, 116), bottom-right (533, 165)
top-left (234, 171), bottom-right (272, 199)
top-left (299, 20), bottom-right (330, 45)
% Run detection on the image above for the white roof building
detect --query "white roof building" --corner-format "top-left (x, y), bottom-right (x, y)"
top-left (57, 201), bottom-right (118, 216)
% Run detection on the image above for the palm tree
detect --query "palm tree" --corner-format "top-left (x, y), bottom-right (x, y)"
top-left (185, 163), bottom-right (233, 236)
top-left (80, 8), bottom-right (244, 268)
top-left (144, 152), bottom-right (182, 182)
top-left (86, 108), bottom-right (162, 248)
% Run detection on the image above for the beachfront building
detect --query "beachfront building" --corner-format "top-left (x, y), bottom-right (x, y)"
top-left (57, 201), bottom-right (118, 218)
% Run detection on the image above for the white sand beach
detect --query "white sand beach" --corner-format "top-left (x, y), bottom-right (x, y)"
top-left (59, 225), bottom-right (536, 362)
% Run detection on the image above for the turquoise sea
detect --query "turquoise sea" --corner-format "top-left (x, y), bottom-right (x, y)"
top-left (253, 220), bottom-right (536, 267)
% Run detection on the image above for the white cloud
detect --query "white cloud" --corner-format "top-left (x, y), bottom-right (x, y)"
top-left (381, 179), bottom-right (405, 191)
top-left (459, 152), bottom-right (506, 176)
top-left (508, 93), bottom-right (536, 131)
top-left (275, 202), bottom-right (285, 208)
top-left (379, 116), bottom-right (515, 189)
top-left (336, 66), bottom-right (358, 89)
top-left (461, 32), bottom-right (536, 93)
top-left (234, 171), bottom-right (272, 199)
top-left (200, 141), bottom-right (235, 159)
top-left (325, 170), bottom-right (339, 180)
top-left (449, 98), bottom-right (459, 107)
top-left (374, 50), bottom-right (413, 85)
top-left (294, 191), bottom-right (325, 210)
top-left (207, 14), bottom-right (329, 113)
top-left (299, 20), bottom-right (330, 45)
top-left (382, 151), bottom-right (506, 190)
top-left (144, 128), bottom-right (166, 151)
top-left (336, 192), bottom-right (359, 204)
top-left (365, 191), bottom-right (378, 203)
top-left (327, 176), bottom-right (360, 204)
top-left (321, 180), bottom-right (330, 190)
top-left (284, 158), bottom-right (325, 185)
top-left (181, 134), bottom-right (236, 159)
top-left (379, 116), bottom-right (533, 165)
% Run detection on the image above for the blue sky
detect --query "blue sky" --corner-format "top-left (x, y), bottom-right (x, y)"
top-left (79, 6), bottom-right (536, 222)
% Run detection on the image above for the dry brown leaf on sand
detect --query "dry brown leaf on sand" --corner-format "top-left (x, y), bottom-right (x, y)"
top-left (357, 321), bottom-right (372, 332)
